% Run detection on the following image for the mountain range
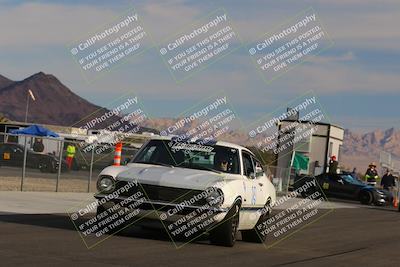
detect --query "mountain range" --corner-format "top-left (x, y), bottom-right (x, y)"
top-left (0, 72), bottom-right (101, 126)
top-left (341, 128), bottom-right (400, 172)
top-left (0, 72), bottom-right (155, 133)
top-left (0, 72), bottom-right (398, 171)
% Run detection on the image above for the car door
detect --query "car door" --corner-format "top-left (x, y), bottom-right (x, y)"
top-left (324, 174), bottom-right (348, 198)
top-left (26, 149), bottom-right (42, 169)
top-left (318, 174), bottom-right (336, 197)
top-left (252, 156), bottom-right (268, 207)
top-left (241, 151), bottom-right (257, 207)
top-left (338, 175), bottom-right (360, 199)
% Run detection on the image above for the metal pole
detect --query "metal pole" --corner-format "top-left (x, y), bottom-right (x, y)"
top-left (24, 92), bottom-right (30, 123)
top-left (396, 174), bottom-right (400, 209)
top-left (88, 144), bottom-right (96, 193)
top-left (56, 140), bottom-right (64, 192)
top-left (21, 136), bottom-right (28, 191)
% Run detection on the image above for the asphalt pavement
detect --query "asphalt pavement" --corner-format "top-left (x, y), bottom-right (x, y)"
top-left (0, 192), bottom-right (399, 266)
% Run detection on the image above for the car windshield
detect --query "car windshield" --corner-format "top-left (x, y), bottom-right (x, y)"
top-left (132, 139), bottom-right (240, 174)
top-left (340, 174), bottom-right (365, 186)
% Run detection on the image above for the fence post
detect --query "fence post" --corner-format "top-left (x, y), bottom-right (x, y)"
top-left (21, 136), bottom-right (28, 191)
top-left (88, 144), bottom-right (96, 193)
top-left (56, 140), bottom-right (64, 192)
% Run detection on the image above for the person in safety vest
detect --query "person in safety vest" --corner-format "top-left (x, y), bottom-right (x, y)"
top-left (66, 144), bottom-right (76, 170)
top-left (364, 162), bottom-right (379, 186)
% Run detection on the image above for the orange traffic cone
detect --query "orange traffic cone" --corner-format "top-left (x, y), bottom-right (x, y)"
top-left (113, 142), bottom-right (122, 166)
top-left (393, 197), bottom-right (398, 208)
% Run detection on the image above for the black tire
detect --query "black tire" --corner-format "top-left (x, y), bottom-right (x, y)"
top-left (210, 203), bottom-right (240, 247)
top-left (301, 187), bottom-right (316, 198)
top-left (96, 204), bottom-right (106, 215)
top-left (39, 160), bottom-right (56, 173)
top-left (298, 180), bottom-right (319, 198)
top-left (96, 204), bottom-right (126, 234)
top-left (242, 201), bottom-right (271, 243)
top-left (359, 190), bottom-right (373, 205)
top-left (39, 162), bottom-right (46, 173)
top-left (49, 160), bottom-right (57, 173)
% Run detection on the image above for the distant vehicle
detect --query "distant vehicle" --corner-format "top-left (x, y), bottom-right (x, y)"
top-left (294, 172), bottom-right (392, 206)
top-left (0, 143), bottom-right (68, 173)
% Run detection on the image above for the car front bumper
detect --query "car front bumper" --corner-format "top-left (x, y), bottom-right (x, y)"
top-left (94, 194), bottom-right (229, 224)
top-left (373, 191), bottom-right (393, 206)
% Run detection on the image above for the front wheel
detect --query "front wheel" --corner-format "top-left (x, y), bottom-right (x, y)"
top-left (209, 203), bottom-right (240, 247)
top-left (39, 160), bottom-right (56, 173)
top-left (96, 204), bottom-right (106, 215)
top-left (359, 190), bottom-right (373, 205)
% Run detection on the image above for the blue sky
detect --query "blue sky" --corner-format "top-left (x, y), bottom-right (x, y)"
top-left (0, 0), bottom-right (399, 132)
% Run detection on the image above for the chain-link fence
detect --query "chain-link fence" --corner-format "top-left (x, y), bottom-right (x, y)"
top-left (265, 165), bottom-right (295, 195)
top-left (0, 132), bottom-right (142, 192)
top-left (0, 132), bottom-right (296, 194)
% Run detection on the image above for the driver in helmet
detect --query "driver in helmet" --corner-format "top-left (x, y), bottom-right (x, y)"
top-left (215, 153), bottom-right (230, 172)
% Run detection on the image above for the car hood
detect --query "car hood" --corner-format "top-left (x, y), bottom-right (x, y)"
top-left (29, 151), bottom-right (57, 159)
top-left (360, 185), bottom-right (390, 195)
top-left (115, 163), bottom-right (228, 190)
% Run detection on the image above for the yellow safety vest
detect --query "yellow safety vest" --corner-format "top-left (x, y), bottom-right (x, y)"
top-left (67, 145), bottom-right (76, 157)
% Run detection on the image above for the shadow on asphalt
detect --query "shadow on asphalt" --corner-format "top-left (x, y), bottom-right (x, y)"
top-left (0, 213), bottom-right (212, 245)
top-left (327, 198), bottom-right (399, 212)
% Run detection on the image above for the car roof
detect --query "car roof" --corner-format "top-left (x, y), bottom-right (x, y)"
top-left (148, 135), bottom-right (252, 153)
top-left (0, 143), bottom-right (22, 147)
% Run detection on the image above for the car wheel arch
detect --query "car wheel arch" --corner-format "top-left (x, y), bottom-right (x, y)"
top-left (359, 189), bottom-right (374, 204)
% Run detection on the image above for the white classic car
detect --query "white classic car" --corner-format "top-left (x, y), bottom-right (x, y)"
top-left (95, 136), bottom-right (276, 247)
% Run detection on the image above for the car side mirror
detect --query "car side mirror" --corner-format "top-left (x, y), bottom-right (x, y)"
top-left (249, 172), bottom-right (256, 179)
top-left (256, 170), bottom-right (264, 178)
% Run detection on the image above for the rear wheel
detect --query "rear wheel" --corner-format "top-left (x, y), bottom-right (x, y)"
top-left (210, 203), bottom-right (240, 247)
top-left (359, 190), bottom-right (373, 205)
top-left (39, 160), bottom-right (56, 173)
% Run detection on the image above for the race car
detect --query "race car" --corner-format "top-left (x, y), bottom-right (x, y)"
top-left (94, 136), bottom-right (276, 247)
top-left (294, 172), bottom-right (392, 206)
top-left (0, 143), bottom-right (68, 173)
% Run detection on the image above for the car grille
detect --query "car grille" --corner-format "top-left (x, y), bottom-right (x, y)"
top-left (114, 181), bottom-right (207, 206)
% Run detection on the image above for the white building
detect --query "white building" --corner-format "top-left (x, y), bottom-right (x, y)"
top-left (276, 119), bottom-right (344, 176)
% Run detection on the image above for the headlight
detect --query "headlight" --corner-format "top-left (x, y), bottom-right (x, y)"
top-left (205, 188), bottom-right (224, 207)
top-left (97, 176), bottom-right (115, 193)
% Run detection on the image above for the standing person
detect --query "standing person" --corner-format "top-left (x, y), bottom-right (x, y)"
top-left (32, 138), bottom-right (44, 153)
top-left (381, 169), bottom-right (396, 190)
top-left (364, 162), bottom-right (379, 186)
top-left (328, 155), bottom-right (338, 174)
top-left (66, 144), bottom-right (76, 170)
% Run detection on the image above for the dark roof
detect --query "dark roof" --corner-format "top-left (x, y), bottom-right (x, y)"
top-left (281, 119), bottom-right (344, 130)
